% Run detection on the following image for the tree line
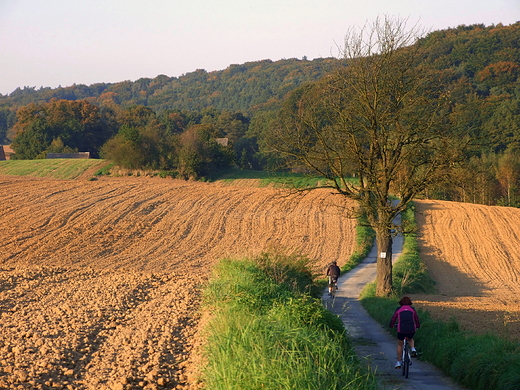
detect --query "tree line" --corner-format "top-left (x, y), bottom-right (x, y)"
top-left (9, 100), bottom-right (258, 180)
top-left (2, 22), bottom-right (519, 202)
top-left (0, 58), bottom-right (339, 114)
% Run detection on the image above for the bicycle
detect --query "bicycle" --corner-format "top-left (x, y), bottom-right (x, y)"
top-left (328, 276), bottom-right (338, 298)
top-left (401, 337), bottom-right (412, 378)
top-left (329, 283), bottom-right (337, 298)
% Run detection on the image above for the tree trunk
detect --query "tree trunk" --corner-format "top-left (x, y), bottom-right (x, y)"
top-left (375, 229), bottom-right (393, 296)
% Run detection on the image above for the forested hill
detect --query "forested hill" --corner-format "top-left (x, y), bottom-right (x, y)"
top-left (1, 22), bottom-right (519, 152)
top-left (1, 22), bottom-right (519, 116)
top-left (0, 57), bottom-right (340, 113)
top-left (1, 22), bottom-right (520, 207)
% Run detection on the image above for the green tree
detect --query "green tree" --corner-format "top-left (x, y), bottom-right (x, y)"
top-left (158, 110), bottom-right (189, 134)
top-left (10, 118), bottom-right (48, 159)
top-left (248, 110), bottom-right (281, 170)
top-left (46, 137), bottom-right (78, 154)
top-left (11, 100), bottom-right (115, 159)
top-left (463, 154), bottom-right (498, 205)
top-left (266, 16), bottom-right (467, 296)
top-left (216, 111), bottom-right (249, 145)
top-left (0, 107), bottom-right (15, 144)
top-left (484, 98), bottom-right (520, 152)
top-left (100, 134), bottom-right (144, 169)
top-left (175, 124), bottom-right (234, 180)
top-left (117, 105), bottom-right (156, 128)
top-left (100, 104), bottom-right (179, 170)
top-left (496, 150), bottom-right (520, 206)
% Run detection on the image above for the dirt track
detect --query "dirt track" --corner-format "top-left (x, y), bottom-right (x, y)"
top-left (0, 176), bottom-right (357, 389)
top-left (413, 199), bottom-right (520, 341)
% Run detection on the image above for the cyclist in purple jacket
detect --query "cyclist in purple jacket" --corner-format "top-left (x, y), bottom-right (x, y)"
top-left (389, 296), bottom-right (420, 369)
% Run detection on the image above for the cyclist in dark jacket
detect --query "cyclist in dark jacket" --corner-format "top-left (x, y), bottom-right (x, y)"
top-left (326, 261), bottom-right (341, 296)
top-left (389, 296), bottom-right (420, 369)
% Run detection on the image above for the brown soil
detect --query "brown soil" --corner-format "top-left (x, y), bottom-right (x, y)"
top-left (0, 175), bottom-right (357, 389)
top-left (412, 199), bottom-right (520, 341)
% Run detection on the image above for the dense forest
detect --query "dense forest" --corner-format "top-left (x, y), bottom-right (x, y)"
top-left (0, 57), bottom-right (339, 114)
top-left (1, 22), bottom-right (519, 205)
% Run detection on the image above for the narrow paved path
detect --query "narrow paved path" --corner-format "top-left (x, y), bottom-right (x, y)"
top-left (323, 230), bottom-right (467, 390)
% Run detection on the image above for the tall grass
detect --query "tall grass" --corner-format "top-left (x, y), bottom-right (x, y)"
top-left (342, 213), bottom-right (376, 273)
top-left (202, 253), bottom-right (377, 390)
top-left (360, 203), bottom-right (520, 390)
top-left (392, 204), bottom-right (436, 295)
top-left (418, 318), bottom-right (520, 390)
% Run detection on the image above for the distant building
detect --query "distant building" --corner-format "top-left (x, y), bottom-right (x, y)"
top-left (0, 145), bottom-right (14, 160)
top-left (215, 138), bottom-right (229, 147)
top-left (46, 152), bottom-right (90, 159)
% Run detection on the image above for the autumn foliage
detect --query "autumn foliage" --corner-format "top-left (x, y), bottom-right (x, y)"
top-left (2, 22), bottom-right (519, 200)
top-left (11, 99), bottom-right (117, 159)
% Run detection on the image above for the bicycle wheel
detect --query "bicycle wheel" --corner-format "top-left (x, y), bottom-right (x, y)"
top-left (403, 355), bottom-right (410, 378)
top-left (402, 343), bottom-right (410, 378)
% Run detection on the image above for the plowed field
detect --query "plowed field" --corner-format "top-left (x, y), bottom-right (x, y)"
top-left (413, 199), bottom-right (520, 341)
top-left (0, 175), bottom-right (357, 390)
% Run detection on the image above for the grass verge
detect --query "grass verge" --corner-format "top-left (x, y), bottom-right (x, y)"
top-left (391, 204), bottom-right (436, 295)
top-left (360, 203), bottom-right (520, 390)
top-left (216, 169), bottom-right (330, 188)
top-left (214, 168), bottom-right (362, 189)
top-left (342, 213), bottom-right (376, 274)
top-left (202, 251), bottom-right (377, 390)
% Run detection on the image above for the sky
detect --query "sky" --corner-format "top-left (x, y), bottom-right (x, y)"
top-left (0, 0), bottom-right (518, 96)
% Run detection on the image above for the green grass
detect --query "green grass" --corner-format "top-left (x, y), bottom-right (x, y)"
top-left (342, 213), bottom-right (376, 273)
top-left (360, 203), bottom-right (520, 390)
top-left (0, 159), bottom-right (111, 180)
top-left (92, 161), bottom-right (115, 177)
top-left (216, 169), bottom-right (329, 188)
top-left (392, 204), bottom-right (436, 295)
top-left (215, 168), bottom-right (360, 189)
top-left (202, 252), bottom-right (377, 390)
top-left (0, 161), bottom-right (359, 189)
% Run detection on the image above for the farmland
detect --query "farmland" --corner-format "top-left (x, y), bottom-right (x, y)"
top-left (1, 165), bottom-right (520, 388)
top-left (413, 199), bottom-right (520, 341)
top-left (0, 174), bottom-right (356, 389)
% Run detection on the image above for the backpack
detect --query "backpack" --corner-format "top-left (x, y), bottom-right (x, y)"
top-left (395, 306), bottom-right (417, 333)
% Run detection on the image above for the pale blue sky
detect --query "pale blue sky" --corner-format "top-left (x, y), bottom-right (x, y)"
top-left (0, 0), bottom-right (518, 95)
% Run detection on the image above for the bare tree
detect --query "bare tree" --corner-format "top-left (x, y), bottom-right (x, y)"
top-left (267, 16), bottom-right (467, 296)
